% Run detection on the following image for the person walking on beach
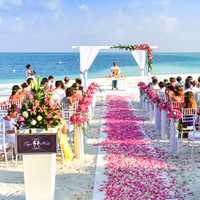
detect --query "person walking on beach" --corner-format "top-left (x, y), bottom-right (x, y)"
top-left (111, 62), bottom-right (120, 90)
top-left (25, 64), bottom-right (36, 79)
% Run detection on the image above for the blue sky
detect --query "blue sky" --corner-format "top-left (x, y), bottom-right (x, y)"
top-left (0, 0), bottom-right (200, 52)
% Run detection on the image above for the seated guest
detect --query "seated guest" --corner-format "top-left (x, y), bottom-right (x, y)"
top-left (148, 76), bottom-right (157, 89)
top-left (26, 78), bottom-right (33, 92)
top-left (48, 75), bottom-right (55, 91)
top-left (9, 85), bottom-right (21, 101)
top-left (151, 78), bottom-right (160, 90)
top-left (52, 80), bottom-right (65, 104)
top-left (20, 82), bottom-right (29, 99)
top-left (3, 105), bottom-right (17, 132)
top-left (165, 84), bottom-right (175, 102)
top-left (184, 91), bottom-right (197, 108)
top-left (158, 81), bottom-right (165, 92)
top-left (157, 81), bottom-right (165, 99)
top-left (75, 78), bottom-right (83, 92)
top-left (41, 77), bottom-right (49, 91)
top-left (191, 80), bottom-right (199, 93)
top-left (62, 87), bottom-right (75, 106)
top-left (184, 81), bottom-right (193, 93)
top-left (71, 83), bottom-right (83, 101)
top-left (169, 77), bottom-right (176, 88)
top-left (197, 76), bottom-right (200, 88)
top-left (187, 75), bottom-right (193, 82)
top-left (176, 76), bottom-right (184, 87)
top-left (164, 79), bottom-right (169, 85)
top-left (172, 86), bottom-right (184, 102)
top-left (1, 105), bottom-right (18, 146)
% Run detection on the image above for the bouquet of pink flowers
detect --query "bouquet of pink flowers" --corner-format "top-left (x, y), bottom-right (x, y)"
top-left (167, 109), bottom-right (182, 120)
top-left (151, 95), bottom-right (160, 104)
top-left (70, 113), bottom-right (88, 125)
top-left (16, 78), bottom-right (62, 130)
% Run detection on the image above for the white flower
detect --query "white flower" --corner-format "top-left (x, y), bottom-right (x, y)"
top-left (22, 111), bottom-right (29, 118)
top-left (31, 120), bottom-right (37, 126)
top-left (37, 115), bottom-right (42, 121)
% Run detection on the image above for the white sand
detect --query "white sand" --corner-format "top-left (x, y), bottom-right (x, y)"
top-left (1, 74), bottom-right (200, 200)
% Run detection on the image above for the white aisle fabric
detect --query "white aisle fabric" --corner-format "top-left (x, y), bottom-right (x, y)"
top-left (131, 50), bottom-right (146, 81)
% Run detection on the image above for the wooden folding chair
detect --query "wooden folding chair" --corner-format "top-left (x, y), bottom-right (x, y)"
top-left (181, 108), bottom-right (197, 140)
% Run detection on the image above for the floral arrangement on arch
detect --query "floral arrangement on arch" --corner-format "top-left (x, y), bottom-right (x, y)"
top-left (112, 43), bottom-right (153, 72)
top-left (16, 78), bottom-right (62, 130)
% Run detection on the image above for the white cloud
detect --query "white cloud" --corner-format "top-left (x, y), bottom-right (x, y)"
top-left (79, 4), bottom-right (89, 12)
top-left (0, 0), bottom-right (23, 10)
top-left (159, 0), bottom-right (171, 6)
top-left (40, 0), bottom-right (61, 11)
top-left (0, 16), bottom-right (3, 24)
top-left (160, 16), bottom-right (177, 33)
top-left (39, 0), bottom-right (63, 19)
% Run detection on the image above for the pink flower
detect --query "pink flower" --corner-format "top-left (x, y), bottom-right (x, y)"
top-left (19, 116), bottom-right (25, 123)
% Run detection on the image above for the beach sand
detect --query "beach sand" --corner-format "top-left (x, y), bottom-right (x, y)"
top-left (1, 74), bottom-right (200, 200)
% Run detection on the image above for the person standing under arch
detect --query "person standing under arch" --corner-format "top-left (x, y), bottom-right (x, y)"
top-left (111, 62), bottom-right (120, 90)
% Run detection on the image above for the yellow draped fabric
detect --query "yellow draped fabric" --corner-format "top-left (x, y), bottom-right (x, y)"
top-left (57, 125), bottom-right (73, 161)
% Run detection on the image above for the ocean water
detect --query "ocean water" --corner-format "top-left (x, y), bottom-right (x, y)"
top-left (0, 52), bottom-right (200, 83)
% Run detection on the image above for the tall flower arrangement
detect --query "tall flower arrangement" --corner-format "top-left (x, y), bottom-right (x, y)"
top-left (16, 78), bottom-right (62, 130)
top-left (112, 44), bottom-right (153, 72)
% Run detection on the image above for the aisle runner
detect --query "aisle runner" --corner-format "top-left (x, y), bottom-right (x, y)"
top-left (99, 95), bottom-right (185, 200)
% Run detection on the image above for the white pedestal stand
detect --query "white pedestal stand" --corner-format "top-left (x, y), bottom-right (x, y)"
top-left (23, 153), bottom-right (56, 200)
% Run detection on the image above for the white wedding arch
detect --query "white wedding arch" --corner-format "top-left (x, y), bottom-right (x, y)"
top-left (72, 45), bottom-right (157, 89)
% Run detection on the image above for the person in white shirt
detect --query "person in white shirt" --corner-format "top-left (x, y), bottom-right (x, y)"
top-left (191, 80), bottom-right (200, 93)
top-left (157, 81), bottom-right (166, 98)
top-left (151, 78), bottom-right (160, 91)
top-left (184, 80), bottom-right (193, 94)
top-left (52, 80), bottom-right (65, 104)
top-left (25, 64), bottom-right (36, 79)
top-left (0, 106), bottom-right (17, 146)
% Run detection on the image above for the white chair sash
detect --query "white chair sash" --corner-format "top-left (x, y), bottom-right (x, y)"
top-left (161, 110), bottom-right (168, 139)
top-left (169, 119), bottom-right (178, 154)
top-left (155, 105), bottom-right (161, 133)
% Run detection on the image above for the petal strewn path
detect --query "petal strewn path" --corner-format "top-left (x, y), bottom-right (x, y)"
top-left (98, 95), bottom-right (189, 200)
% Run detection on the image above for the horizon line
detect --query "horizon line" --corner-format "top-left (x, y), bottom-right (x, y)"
top-left (0, 51), bottom-right (200, 53)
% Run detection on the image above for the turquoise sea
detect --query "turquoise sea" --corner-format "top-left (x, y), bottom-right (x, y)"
top-left (0, 52), bottom-right (200, 83)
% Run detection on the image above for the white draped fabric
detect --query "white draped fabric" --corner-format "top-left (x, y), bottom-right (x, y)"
top-left (131, 50), bottom-right (146, 70)
top-left (79, 46), bottom-right (110, 89)
top-left (80, 46), bottom-right (102, 73)
top-left (131, 50), bottom-right (146, 81)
